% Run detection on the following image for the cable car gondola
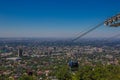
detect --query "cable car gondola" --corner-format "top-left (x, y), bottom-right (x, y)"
top-left (68, 60), bottom-right (79, 71)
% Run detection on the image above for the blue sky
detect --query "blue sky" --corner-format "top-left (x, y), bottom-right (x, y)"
top-left (0, 0), bottom-right (120, 38)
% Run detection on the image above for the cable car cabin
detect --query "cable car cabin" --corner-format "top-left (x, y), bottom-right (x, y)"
top-left (110, 23), bottom-right (120, 27)
top-left (104, 14), bottom-right (120, 27)
top-left (68, 60), bottom-right (79, 71)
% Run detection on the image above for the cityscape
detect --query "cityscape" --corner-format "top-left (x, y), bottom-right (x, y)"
top-left (1, 0), bottom-right (120, 80)
top-left (1, 39), bottom-right (120, 80)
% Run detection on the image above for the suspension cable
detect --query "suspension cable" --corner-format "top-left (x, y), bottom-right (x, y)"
top-left (72, 22), bottom-right (104, 42)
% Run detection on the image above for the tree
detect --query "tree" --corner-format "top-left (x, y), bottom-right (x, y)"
top-left (56, 65), bottom-right (72, 80)
top-left (18, 74), bottom-right (37, 80)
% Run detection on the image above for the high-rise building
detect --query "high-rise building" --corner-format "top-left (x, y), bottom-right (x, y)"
top-left (18, 48), bottom-right (23, 57)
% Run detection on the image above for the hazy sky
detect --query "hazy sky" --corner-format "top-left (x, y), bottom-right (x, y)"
top-left (0, 0), bottom-right (120, 38)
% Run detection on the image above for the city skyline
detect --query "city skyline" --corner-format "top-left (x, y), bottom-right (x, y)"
top-left (0, 0), bottom-right (120, 38)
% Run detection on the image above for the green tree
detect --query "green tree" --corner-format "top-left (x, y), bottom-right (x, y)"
top-left (18, 74), bottom-right (37, 80)
top-left (56, 65), bottom-right (72, 80)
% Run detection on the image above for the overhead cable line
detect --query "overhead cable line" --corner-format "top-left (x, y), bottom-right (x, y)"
top-left (72, 22), bottom-right (104, 42)
top-left (72, 13), bottom-right (120, 42)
